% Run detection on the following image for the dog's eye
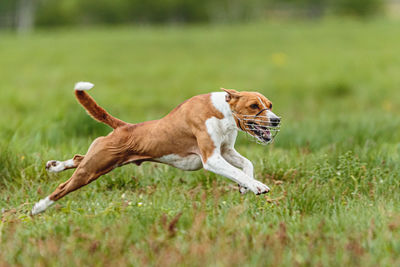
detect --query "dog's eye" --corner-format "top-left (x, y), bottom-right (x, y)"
top-left (250, 104), bottom-right (259, 109)
top-left (270, 103), bottom-right (272, 109)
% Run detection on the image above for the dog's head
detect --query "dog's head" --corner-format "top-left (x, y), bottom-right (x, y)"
top-left (222, 88), bottom-right (281, 144)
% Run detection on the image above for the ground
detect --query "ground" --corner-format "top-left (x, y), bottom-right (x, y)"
top-left (0, 19), bottom-right (400, 266)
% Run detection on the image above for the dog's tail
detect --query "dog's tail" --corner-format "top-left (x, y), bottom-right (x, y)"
top-left (74, 82), bottom-right (126, 129)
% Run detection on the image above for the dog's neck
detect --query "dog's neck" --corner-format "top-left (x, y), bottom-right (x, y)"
top-left (210, 92), bottom-right (240, 131)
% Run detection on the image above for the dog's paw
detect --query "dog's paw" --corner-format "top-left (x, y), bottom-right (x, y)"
top-left (46, 160), bottom-right (64, 173)
top-left (31, 202), bottom-right (43, 215)
top-left (246, 180), bottom-right (270, 195)
top-left (238, 184), bottom-right (250, 194)
top-left (31, 197), bottom-right (54, 215)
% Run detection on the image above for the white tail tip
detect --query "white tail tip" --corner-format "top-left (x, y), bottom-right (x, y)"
top-left (74, 81), bottom-right (94, 91)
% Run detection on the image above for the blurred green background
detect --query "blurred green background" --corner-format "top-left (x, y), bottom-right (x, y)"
top-left (1, 1), bottom-right (400, 266)
top-left (0, 0), bottom-right (395, 32)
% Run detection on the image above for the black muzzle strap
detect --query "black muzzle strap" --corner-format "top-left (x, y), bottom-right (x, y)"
top-left (232, 111), bottom-right (244, 131)
top-left (255, 108), bottom-right (268, 117)
top-left (236, 117), bottom-right (244, 131)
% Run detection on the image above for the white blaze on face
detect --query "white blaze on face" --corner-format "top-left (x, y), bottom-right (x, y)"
top-left (256, 96), bottom-right (278, 120)
top-left (266, 110), bottom-right (279, 121)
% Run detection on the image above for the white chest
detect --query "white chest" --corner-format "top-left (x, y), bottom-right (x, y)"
top-left (155, 154), bottom-right (203, 171)
top-left (206, 92), bottom-right (238, 147)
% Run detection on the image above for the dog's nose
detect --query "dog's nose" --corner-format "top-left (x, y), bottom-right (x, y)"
top-left (270, 117), bottom-right (281, 126)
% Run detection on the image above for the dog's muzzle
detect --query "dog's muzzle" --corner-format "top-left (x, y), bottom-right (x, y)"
top-left (233, 112), bottom-right (281, 145)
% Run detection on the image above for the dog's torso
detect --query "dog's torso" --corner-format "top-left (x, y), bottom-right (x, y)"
top-left (108, 92), bottom-right (237, 170)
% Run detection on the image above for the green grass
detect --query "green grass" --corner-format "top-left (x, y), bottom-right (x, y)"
top-left (1, 19), bottom-right (400, 266)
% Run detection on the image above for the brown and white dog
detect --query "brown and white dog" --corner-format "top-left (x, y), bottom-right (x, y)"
top-left (31, 82), bottom-right (281, 215)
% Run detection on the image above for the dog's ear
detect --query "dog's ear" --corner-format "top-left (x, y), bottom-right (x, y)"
top-left (221, 88), bottom-right (240, 102)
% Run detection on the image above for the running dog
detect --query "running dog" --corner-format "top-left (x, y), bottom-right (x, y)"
top-left (31, 82), bottom-right (281, 215)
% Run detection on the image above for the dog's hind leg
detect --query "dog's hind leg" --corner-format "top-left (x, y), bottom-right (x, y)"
top-left (32, 137), bottom-right (124, 215)
top-left (46, 154), bottom-right (85, 173)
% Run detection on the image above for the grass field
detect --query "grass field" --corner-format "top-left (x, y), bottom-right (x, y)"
top-left (1, 19), bottom-right (400, 266)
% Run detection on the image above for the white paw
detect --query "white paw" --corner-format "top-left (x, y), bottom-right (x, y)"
top-left (238, 184), bottom-right (250, 194)
top-left (31, 197), bottom-right (54, 215)
top-left (46, 160), bottom-right (64, 173)
top-left (245, 180), bottom-right (270, 195)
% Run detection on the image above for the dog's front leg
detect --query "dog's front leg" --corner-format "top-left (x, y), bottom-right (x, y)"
top-left (203, 153), bottom-right (269, 195)
top-left (222, 147), bottom-right (254, 178)
top-left (221, 147), bottom-right (255, 194)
